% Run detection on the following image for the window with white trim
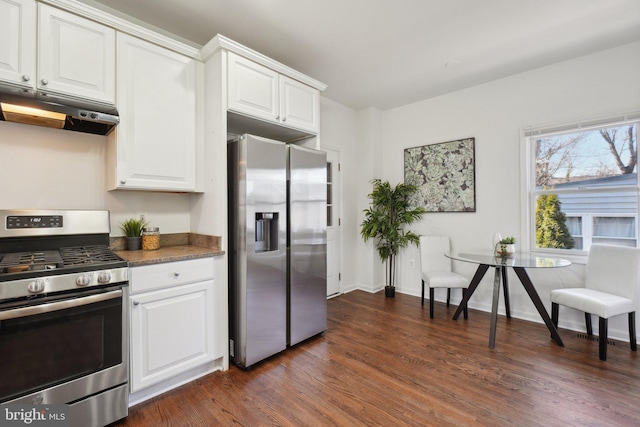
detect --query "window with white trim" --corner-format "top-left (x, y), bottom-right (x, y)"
top-left (524, 115), bottom-right (640, 253)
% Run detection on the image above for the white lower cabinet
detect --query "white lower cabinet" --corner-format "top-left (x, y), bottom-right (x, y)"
top-left (129, 258), bottom-right (215, 393)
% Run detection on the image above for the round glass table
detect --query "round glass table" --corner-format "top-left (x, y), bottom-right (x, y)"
top-left (446, 251), bottom-right (571, 348)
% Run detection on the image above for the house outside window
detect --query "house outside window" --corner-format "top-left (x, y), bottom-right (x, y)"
top-left (524, 115), bottom-right (640, 254)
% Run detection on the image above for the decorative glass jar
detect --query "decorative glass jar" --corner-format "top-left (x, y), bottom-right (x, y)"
top-left (142, 227), bottom-right (160, 250)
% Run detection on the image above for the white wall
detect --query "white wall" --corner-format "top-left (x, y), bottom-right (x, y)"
top-left (0, 121), bottom-right (192, 234)
top-left (375, 40), bottom-right (640, 340)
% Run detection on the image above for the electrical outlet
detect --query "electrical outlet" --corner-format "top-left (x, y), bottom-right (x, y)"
top-left (139, 213), bottom-right (146, 222)
top-left (409, 259), bottom-right (415, 268)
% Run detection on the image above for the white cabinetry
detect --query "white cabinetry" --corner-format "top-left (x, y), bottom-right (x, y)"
top-left (129, 258), bottom-right (216, 392)
top-left (0, 0), bottom-right (35, 89)
top-left (227, 52), bottom-right (319, 134)
top-left (0, 1), bottom-right (115, 104)
top-left (108, 33), bottom-right (198, 192)
top-left (37, 3), bottom-right (115, 104)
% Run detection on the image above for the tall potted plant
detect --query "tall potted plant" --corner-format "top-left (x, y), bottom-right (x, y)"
top-left (360, 179), bottom-right (426, 297)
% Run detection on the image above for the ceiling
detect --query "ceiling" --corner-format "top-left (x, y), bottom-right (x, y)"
top-left (78, 0), bottom-right (640, 111)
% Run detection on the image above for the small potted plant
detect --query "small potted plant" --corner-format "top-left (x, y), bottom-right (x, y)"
top-left (120, 217), bottom-right (147, 250)
top-left (496, 237), bottom-right (516, 257)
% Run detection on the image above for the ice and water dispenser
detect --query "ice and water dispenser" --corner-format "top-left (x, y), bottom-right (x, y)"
top-left (255, 212), bottom-right (279, 252)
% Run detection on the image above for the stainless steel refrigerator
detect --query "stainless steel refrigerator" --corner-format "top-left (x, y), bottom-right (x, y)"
top-left (228, 134), bottom-right (327, 368)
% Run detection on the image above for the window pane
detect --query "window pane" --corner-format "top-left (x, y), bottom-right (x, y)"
top-left (535, 124), bottom-right (638, 188)
top-left (565, 216), bottom-right (582, 236)
top-left (572, 237), bottom-right (584, 250)
top-left (592, 237), bottom-right (636, 247)
top-left (531, 121), bottom-right (639, 251)
top-left (593, 217), bottom-right (636, 238)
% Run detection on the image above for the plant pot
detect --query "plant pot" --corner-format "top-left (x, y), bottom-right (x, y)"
top-left (384, 286), bottom-right (395, 298)
top-left (496, 244), bottom-right (516, 258)
top-left (126, 237), bottom-right (142, 251)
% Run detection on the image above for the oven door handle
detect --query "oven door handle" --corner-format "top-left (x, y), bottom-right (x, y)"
top-left (0, 289), bottom-right (122, 321)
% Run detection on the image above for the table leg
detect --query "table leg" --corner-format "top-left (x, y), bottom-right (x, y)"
top-left (501, 266), bottom-right (511, 319)
top-left (513, 267), bottom-right (564, 347)
top-left (489, 267), bottom-right (502, 349)
top-left (453, 264), bottom-right (489, 320)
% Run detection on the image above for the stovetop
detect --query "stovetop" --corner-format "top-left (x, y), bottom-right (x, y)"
top-left (0, 248), bottom-right (128, 302)
top-left (0, 246), bottom-right (127, 283)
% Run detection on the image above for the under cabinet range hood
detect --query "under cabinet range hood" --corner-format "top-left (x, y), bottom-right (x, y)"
top-left (0, 88), bottom-right (119, 135)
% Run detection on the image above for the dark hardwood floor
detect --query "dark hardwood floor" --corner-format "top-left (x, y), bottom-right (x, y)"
top-left (113, 290), bottom-right (640, 426)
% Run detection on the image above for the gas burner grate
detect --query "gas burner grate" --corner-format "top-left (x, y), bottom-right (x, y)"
top-left (59, 245), bottom-right (122, 266)
top-left (0, 251), bottom-right (64, 273)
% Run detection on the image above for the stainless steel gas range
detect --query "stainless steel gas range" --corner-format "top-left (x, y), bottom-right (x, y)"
top-left (0, 210), bottom-right (129, 427)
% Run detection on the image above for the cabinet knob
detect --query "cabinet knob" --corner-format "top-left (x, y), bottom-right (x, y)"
top-left (282, 117), bottom-right (286, 122)
top-left (173, 272), bottom-right (180, 277)
top-left (275, 116), bottom-right (280, 120)
top-left (40, 79), bottom-right (48, 86)
top-left (22, 75), bottom-right (30, 82)
top-left (120, 180), bottom-right (126, 185)
top-left (133, 301), bottom-right (140, 306)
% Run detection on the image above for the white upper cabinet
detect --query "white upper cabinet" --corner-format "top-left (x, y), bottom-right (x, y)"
top-left (280, 75), bottom-right (320, 133)
top-left (0, 0), bottom-right (35, 89)
top-left (0, 1), bottom-right (115, 104)
top-left (228, 52), bottom-right (279, 123)
top-left (37, 3), bottom-right (115, 104)
top-left (227, 51), bottom-right (320, 134)
top-left (108, 33), bottom-right (198, 192)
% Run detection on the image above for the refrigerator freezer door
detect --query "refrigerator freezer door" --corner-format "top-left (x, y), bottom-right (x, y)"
top-left (229, 135), bottom-right (288, 367)
top-left (288, 145), bottom-right (328, 346)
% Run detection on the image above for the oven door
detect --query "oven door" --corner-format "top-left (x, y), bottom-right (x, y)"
top-left (0, 285), bottom-right (128, 405)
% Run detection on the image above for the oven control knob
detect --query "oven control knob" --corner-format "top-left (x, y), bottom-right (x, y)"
top-left (76, 274), bottom-right (91, 287)
top-left (97, 271), bottom-right (112, 283)
top-left (27, 279), bottom-right (45, 293)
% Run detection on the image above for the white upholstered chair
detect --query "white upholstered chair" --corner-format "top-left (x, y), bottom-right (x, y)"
top-left (419, 235), bottom-right (469, 319)
top-left (550, 244), bottom-right (640, 361)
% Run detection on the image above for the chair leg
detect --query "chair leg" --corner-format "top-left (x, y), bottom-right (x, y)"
top-left (551, 303), bottom-right (559, 339)
top-left (446, 288), bottom-right (451, 306)
top-left (463, 289), bottom-right (468, 320)
top-left (630, 312), bottom-right (637, 352)
top-left (599, 317), bottom-right (608, 361)
top-left (429, 288), bottom-right (435, 319)
top-left (585, 313), bottom-right (593, 336)
top-left (551, 303), bottom-right (559, 327)
top-left (421, 280), bottom-right (425, 306)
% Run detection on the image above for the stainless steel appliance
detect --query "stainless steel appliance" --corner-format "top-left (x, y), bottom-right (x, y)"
top-left (0, 210), bottom-right (129, 427)
top-left (228, 134), bottom-right (327, 368)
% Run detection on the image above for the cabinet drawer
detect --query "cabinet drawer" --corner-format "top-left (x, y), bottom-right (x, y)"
top-left (130, 258), bottom-right (213, 294)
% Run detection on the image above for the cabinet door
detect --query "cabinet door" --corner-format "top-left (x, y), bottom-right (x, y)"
top-left (113, 33), bottom-right (197, 191)
top-left (37, 4), bottom-right (115, 104)
top-left (0, 0), bottom-right (35, 89)
top-left (227, 52), bottom-right (279, 123)
top-left (130, 280), bottom-right (215, 392)
top-left (280, 75), bottom-right (320, 134)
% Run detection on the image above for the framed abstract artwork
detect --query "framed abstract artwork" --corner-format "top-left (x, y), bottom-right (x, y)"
top-left (404, 137), bottom-right (476, 212)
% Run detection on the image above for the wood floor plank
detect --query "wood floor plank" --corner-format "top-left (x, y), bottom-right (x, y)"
top-left (113, 290), bottom-right (640, 427)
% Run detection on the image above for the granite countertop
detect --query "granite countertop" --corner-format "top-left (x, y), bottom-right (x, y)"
top-left (112, 233), bottom-right (224, 267)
